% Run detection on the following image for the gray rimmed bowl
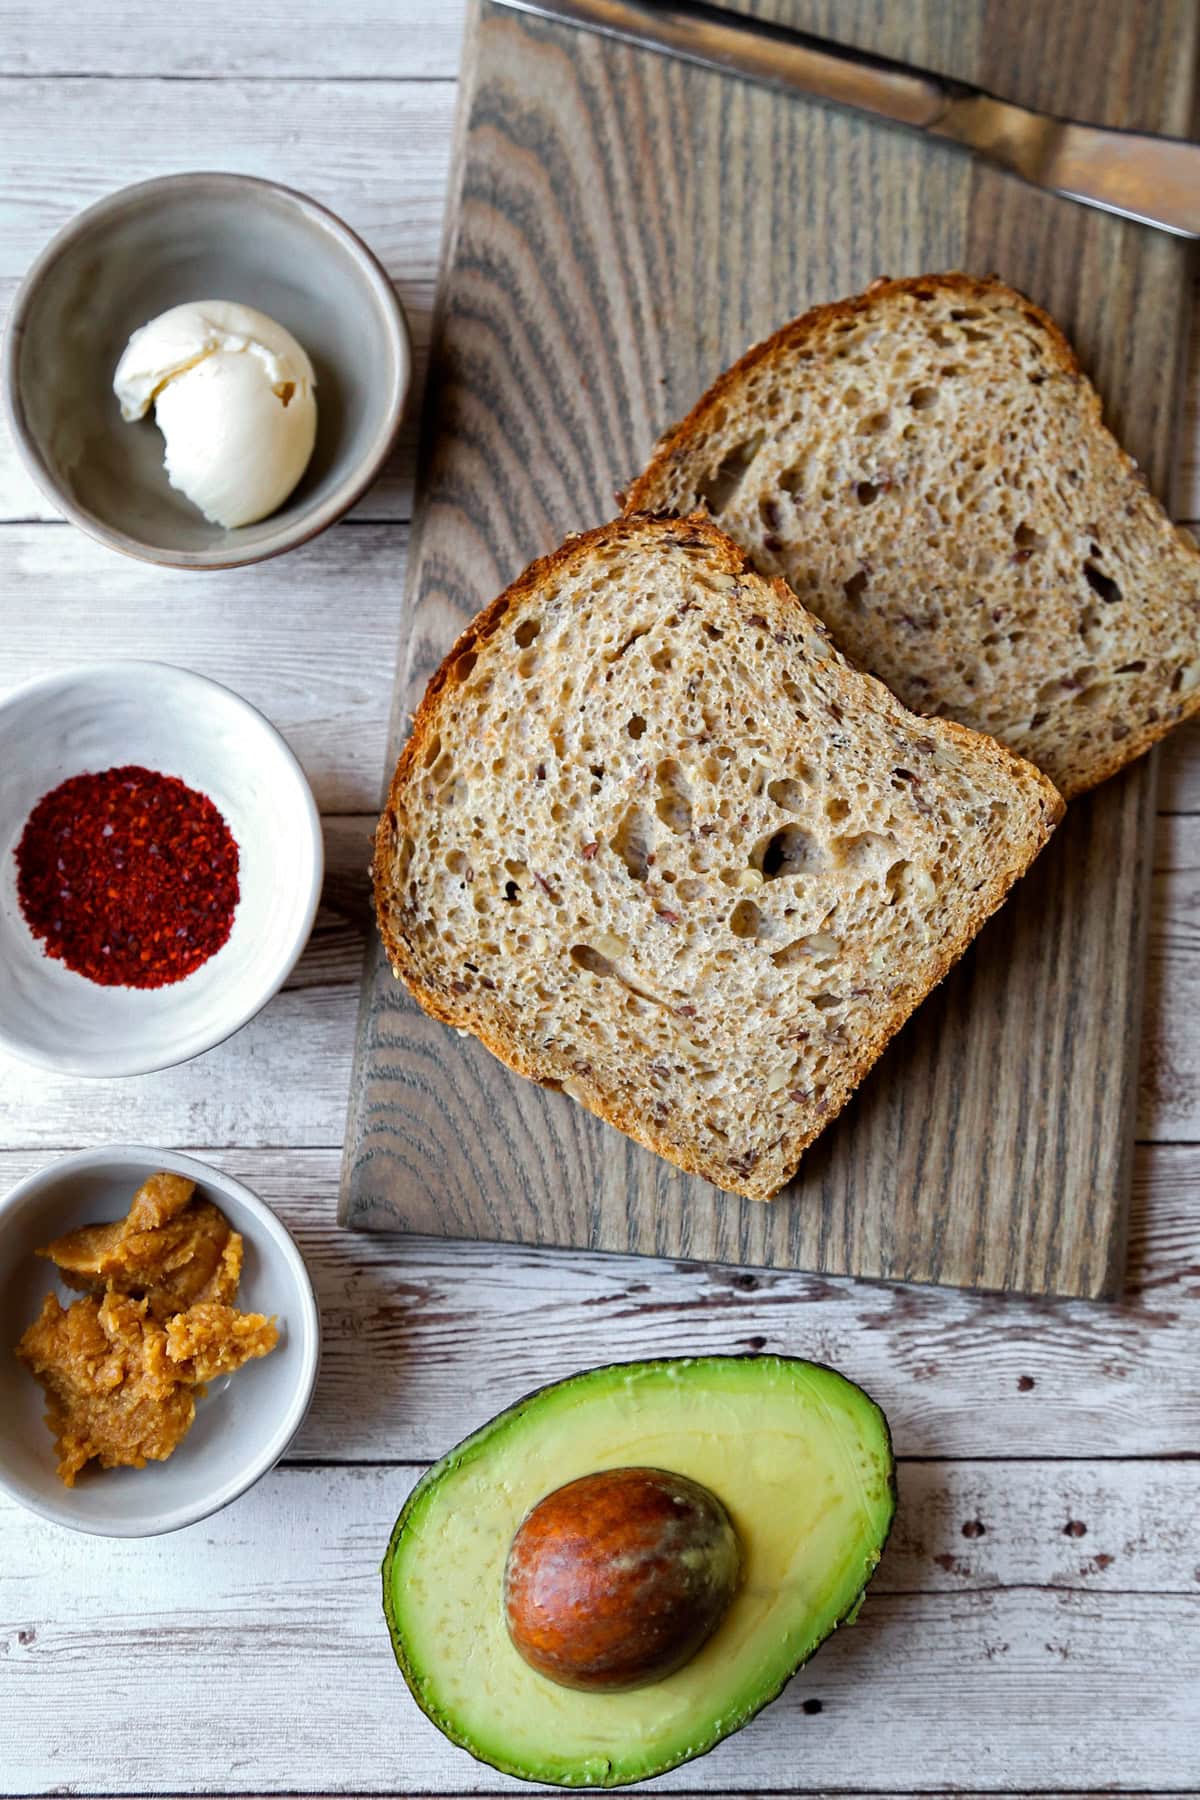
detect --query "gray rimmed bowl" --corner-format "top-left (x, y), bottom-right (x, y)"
top-left (2, 172), bottom-right (410, 569)
top-left (0, 1146), bottom-right (320, 1537)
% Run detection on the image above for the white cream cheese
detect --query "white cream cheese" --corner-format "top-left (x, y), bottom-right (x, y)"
top-left (113, 300), bottom-right (318, 529)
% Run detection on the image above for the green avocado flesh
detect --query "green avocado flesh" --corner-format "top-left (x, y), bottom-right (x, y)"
top-left (382, 1355), bottom-right (895, 1788)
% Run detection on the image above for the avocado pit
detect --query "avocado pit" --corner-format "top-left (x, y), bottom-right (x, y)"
top-left (503, 1465), bottom-right (741, 1691)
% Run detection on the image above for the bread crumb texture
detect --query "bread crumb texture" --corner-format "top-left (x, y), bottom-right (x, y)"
top-left (626, 275), bottom-right (1200, 798)
top-left (376, 515), bottom-right (1061, 1200)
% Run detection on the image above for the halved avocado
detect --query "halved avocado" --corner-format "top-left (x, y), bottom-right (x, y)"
top-left (382, 1355), bottom-right (895, 1788)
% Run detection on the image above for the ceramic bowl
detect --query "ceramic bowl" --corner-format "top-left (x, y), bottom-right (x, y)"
top-left (0, 661), bottom-right (323, 1076)
top-left (0, 1146), bottom-right (320, 1537)
top-left (3, 171), bottom-right (410, 569)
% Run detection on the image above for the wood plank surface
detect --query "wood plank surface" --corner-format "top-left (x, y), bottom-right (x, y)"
top-left (7, 1460), bottom-right (1197, 1608)
top-left (1141, 813), bottom-right (1200, 1139)
top-left (6, 66), bottom-right (1200, 529)
top-left (4, 1588), bottom-right (1194, 1791)
top-left (6, 1127), bottom-right (1199, 1792)
top-left (1159, 718), bottom-right (1200, 811)
top-left (3, 1459), bottom-right (1197, 1793)
top-left (342, 0), bottom-right (1197, 1298)
top-left (0, 79), bottom-right (452, 283)
top-left (2, 6), bottom-right (1200, 1795)
top-left (8, 1141), bottom-right (1198, 1464)
top-left (0, 525), bottom-right (407, 813)
top-left (1, 0), bottom-right (467, 79)
top-left (5, 806), bottom-right (1200, 1153)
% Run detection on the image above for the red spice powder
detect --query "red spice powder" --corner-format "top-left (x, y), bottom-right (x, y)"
top-left (15, 765), bottom-right (240, 989)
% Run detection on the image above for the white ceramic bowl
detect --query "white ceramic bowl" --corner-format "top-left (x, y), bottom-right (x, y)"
top-left (0, 1146), bottom-right (320, 1537)
top-left (0, 661), bottom-right (323, 1076)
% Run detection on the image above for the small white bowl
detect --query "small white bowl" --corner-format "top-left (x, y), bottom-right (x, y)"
top-left (3, 171), bottom-right (411, 570)
top-left (0, 661), bottom-right (323, 1076)
top-left (0, 1146), bottom-right (320, 1537)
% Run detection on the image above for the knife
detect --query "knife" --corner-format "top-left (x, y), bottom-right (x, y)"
top-left (493, 0), bottom-right (1200, 239)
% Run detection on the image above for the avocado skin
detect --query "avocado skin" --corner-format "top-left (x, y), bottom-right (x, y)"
top-left (382, 1353), bottom-right (896, 1789)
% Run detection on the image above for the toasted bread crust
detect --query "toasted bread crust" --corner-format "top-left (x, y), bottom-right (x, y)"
top-left (628, 275), bottom-right (1085, 500)
top-left (376, 515), bottom-right (1061, 1201)
top-left (626, 274), bottom-right (1200, 799)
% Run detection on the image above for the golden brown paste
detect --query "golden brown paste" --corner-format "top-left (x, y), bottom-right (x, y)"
top-left (16, 1172), bottom-right (278, 1486)
top-left (39, 1170), bottom-right (242, 1320)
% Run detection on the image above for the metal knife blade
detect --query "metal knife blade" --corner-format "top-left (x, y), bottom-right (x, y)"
top-left (493, 0), bottom-right (1200, 239)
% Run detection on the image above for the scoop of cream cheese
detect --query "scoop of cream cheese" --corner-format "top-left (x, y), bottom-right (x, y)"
top-left (113, 300), bottom-right (318, 529)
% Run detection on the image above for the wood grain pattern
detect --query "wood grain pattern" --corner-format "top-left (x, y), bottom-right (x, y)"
top-left (1, 1138), bottom-right (1173, 1466)
top-left (0, 78), bottom-right (453, 284)
top-left (6, 65), bottom-right (1200, 527)
top-left (0, 526), bottom-right (407, 812)
top-left (273, 1133), bottom-right (1200, 1463)
top-left (2, 802), bottom-right (1200, 1152)
top-left (2, 11), bottom-right (1199, 1797)
top-left (342, 0), bottom-right (1197, 1297)
top-left (263, 1136), bottom-right (1200, 1463)
top-left (1140, 813), bottom-right (1200, 1140)
top-left (1159, 717), bottom-right (1200, 812)
top-left (4, 803), bottom-right (1200, 1155)
top-left (0, 0), bottom-right (466, 78)
top-left (7, 1460), bottom-right (1196, 1611)
top-left (2, 1459), bottom-right (1197, 1793)
top-left (5, 1136), bottom-right (1200, 1780)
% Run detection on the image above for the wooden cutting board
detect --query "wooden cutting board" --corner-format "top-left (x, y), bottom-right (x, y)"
top-left (341, 0), bottom-right (1198, 1297)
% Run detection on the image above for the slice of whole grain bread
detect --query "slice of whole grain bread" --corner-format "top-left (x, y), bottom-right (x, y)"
top-left (375, 514), bottom-right (1062, 1201)
top-left (624, 274), bottom-right (1200, 799)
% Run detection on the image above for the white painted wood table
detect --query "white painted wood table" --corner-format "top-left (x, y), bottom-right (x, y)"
top-left (2, 6), bottom-right (1199, 1794)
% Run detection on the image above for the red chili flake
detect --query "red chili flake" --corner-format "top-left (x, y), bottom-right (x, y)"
top-left (581, 841), bottom-right (599, 860)
top-left (14, 765), bottom-right (240, 990)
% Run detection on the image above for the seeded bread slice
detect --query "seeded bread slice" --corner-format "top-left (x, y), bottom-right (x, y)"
top-left (624, 274), bottom-right (1200, 799)
top-left (375, 515), bottom-right (1062, 1201)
